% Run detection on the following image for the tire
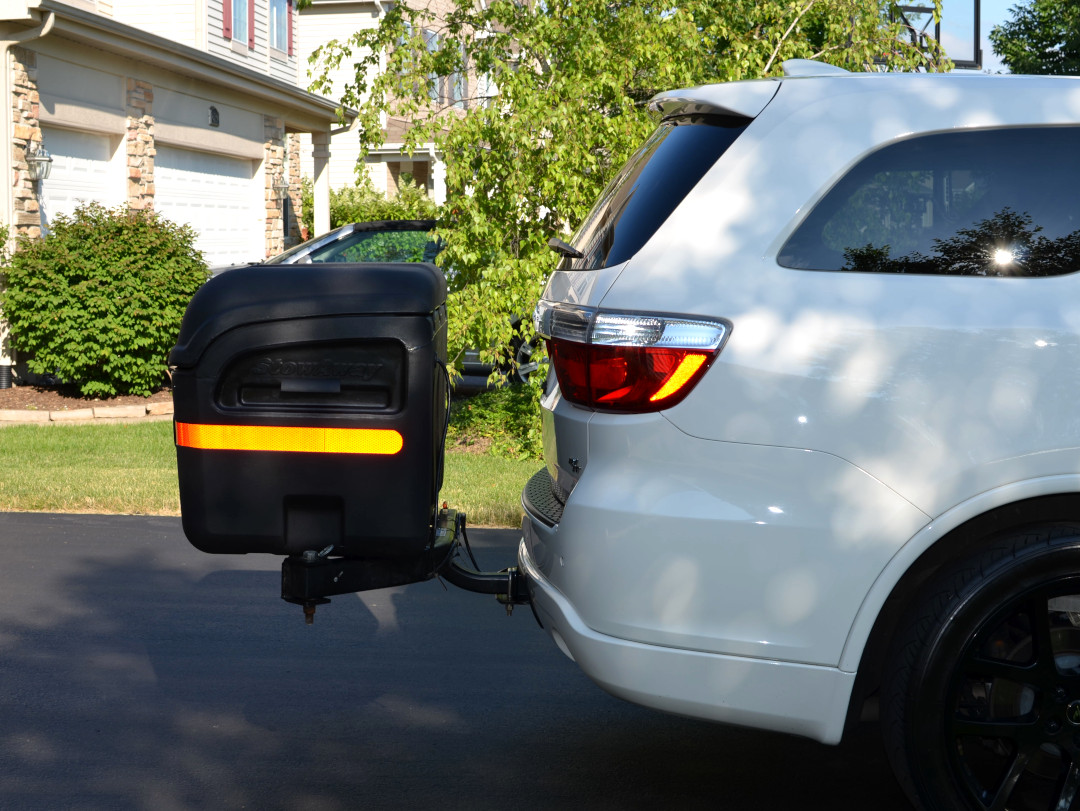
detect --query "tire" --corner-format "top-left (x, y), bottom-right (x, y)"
top-left (882, 526), bottom-right (1080, 811)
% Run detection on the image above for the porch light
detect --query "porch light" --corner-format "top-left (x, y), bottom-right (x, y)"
top-left (26, 141), bottom-right (52, 182)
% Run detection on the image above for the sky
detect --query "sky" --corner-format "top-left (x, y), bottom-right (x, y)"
top-left (937, 0), bottom-right (1016, 72)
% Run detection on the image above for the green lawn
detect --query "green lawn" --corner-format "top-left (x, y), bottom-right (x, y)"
top-left (0, 421), bottom-right (538, 527)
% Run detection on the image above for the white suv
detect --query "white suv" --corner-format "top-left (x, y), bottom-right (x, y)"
top-left (520, 61), bottom-right (1080, 811)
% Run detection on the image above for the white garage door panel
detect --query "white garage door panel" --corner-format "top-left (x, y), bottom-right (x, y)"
top-left (40, 127), bottom-right (122, 222)
top-left (155, 146), bottom-right (261, 267)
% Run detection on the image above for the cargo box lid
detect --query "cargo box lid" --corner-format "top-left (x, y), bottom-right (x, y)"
top-left (171, 263), bottom-right (447, 368)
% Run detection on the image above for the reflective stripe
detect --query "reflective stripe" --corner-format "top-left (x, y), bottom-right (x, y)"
top-left (175, 422), bottom-right (403, 455)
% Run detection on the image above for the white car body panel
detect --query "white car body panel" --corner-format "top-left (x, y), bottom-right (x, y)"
top-left (519, 538), bottom-right (856, 744)
top-left (530, 407), bottom-right (928, 666)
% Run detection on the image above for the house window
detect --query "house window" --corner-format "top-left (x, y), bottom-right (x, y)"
top-left (232, 0), bottom-right (247, 43)
top-left (270, 0), bottom-right (292, 54)
top-left (452, 43), bottom-right (468, 110)
top-left (223, 0), bottom-right (254, 49)
top-left (424, 29), bottom-right (441, 103)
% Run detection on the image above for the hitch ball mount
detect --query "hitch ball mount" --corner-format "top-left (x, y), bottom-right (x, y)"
top-left (281, 508), bottom-right (530, 623)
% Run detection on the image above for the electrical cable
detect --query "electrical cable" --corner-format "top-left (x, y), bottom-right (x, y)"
top-left (460, 521), bottom-right (481, 571)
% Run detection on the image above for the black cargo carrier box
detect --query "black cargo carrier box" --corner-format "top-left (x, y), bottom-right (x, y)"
top-left (170, 263), bottom-right (448, 559)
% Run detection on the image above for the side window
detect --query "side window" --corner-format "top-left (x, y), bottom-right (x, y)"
top-left (778, 128), bottom-right (1080, 277)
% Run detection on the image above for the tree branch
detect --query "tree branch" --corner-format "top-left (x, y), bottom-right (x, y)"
top-left (763, 0), bottom-right (818, 75)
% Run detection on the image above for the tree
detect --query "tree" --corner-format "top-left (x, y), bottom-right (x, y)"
top-left (990, 0), bottom-right (1080, 75)
top-left (312, 0), bottom-right (949, 381)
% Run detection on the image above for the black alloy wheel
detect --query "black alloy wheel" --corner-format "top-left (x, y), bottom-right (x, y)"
top-left (883, 528), bottom-right (1080, 811)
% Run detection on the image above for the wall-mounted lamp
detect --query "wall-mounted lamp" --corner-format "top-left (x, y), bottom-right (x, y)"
top-left (272, 175), bottom-right (290, 199)
top-left (26, 141), bottom-right (53, 182)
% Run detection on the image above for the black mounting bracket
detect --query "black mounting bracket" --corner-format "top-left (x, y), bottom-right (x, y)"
top-left (281, 508), bottom-right (529, 623)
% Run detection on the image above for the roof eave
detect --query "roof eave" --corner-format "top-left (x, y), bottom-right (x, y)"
top-left (18, 0), bottom-right (356, 131)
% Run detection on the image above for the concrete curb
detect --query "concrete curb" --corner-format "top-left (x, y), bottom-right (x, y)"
top-left (0, 400), bottom-right (173, 426)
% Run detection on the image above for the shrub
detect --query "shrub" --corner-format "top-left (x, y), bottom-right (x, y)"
top-left (447, 385), bottom-right (543, 460)
top-left (0, 203), bottom-right (208, 397)
top-left (300, 173), bottom-right (438, 234)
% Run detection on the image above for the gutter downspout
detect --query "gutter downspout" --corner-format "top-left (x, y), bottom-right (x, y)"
top-left (0, 9), bottom-right (54, 380)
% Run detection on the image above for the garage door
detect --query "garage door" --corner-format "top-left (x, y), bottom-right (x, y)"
top-left (39, 126), bottom-right (123, 225)
top-left (154, 145), bottom-right (261, 267)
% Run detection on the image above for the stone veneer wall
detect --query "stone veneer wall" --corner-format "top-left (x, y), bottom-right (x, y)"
top-left (126, 80), bottom-right (155, 210)
top-left (286, 132), bottom-right (303, 244)
top-left (11, 47), bottom-right (42, 238)
top-left (264, 116), bottom-right (286, 256)
top-left (8, 53), bottom-right (158, 233)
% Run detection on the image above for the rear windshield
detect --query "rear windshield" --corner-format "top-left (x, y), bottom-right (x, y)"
top-left (779, 127), bottom-right (1080, 277)
top-left (562, 114), bottom-right (749, 270)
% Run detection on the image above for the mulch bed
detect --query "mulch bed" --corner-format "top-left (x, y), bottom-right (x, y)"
top-left (0, 384), bottom-right (173, 412)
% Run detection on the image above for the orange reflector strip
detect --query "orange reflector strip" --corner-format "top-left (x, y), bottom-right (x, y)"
top-left (175, 422), bottom-right (403, 455)
top-left (649, 354), bottom-right (708, 403)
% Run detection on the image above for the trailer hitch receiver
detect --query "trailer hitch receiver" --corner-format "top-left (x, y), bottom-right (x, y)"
top-left (281, 508), bottom-right (530, 622)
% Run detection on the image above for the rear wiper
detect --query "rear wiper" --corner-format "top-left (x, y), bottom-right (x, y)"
top-left (547, 237), bottom-right (584, 260)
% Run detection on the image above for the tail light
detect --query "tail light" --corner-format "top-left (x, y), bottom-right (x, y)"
top-left (534, 301), bottom-right (730, 413)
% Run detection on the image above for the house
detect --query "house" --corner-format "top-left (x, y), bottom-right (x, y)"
top-left (297, 0), bottom-right (473, 203)
top-left (0, 0), bottom-right (355, 382)
top-left (0, 0), bottom-right (354, 262)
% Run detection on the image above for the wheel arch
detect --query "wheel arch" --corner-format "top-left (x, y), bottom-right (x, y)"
top-left (839, 476), bottom-right (1080, 738)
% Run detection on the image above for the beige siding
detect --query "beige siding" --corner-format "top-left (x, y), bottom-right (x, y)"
top-left (298, 2), bottom-right (379, 94)
top-left (268, 53), bottom-right (296, 84)
top-left (298, 1), bottom-right (379, 187)
top-left (111, 0), bottom-right (199, 48)
top-left (204, 0), bottom-right (298, 84)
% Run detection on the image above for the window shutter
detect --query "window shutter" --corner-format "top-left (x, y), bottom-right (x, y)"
top-left (287, 0), bottom-right (294, 56)
top-left (247, 0), bottom-right (255, 49)
top-left (223, 0), bottom-right (232, 39)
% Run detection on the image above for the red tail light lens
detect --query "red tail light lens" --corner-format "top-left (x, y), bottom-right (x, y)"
top-left (536, 303), bottom-right (729, 413)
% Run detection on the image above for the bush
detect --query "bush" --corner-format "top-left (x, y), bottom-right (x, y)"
top-left (0, 203), bottom-right (208, 397)
top-left (447, 385), bottom-right (543, 460)
top-left (300, 173), bottom-right (438, 234)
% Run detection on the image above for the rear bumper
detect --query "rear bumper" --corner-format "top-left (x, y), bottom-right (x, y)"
top-left (517, 533), bottom-right (855, 745)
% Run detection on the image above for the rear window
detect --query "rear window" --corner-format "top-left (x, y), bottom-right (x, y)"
top-left (779, 127), bottom-right (1080, 277)
top-left (563, 114), bottom-right (749, 270)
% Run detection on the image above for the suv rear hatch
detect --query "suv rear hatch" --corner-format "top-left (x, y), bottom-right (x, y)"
top-left (529, 78), bottom-right (779, 512)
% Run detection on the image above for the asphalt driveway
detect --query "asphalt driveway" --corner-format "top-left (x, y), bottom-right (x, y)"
top-left (0, 512), bottom-right (908, 810)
